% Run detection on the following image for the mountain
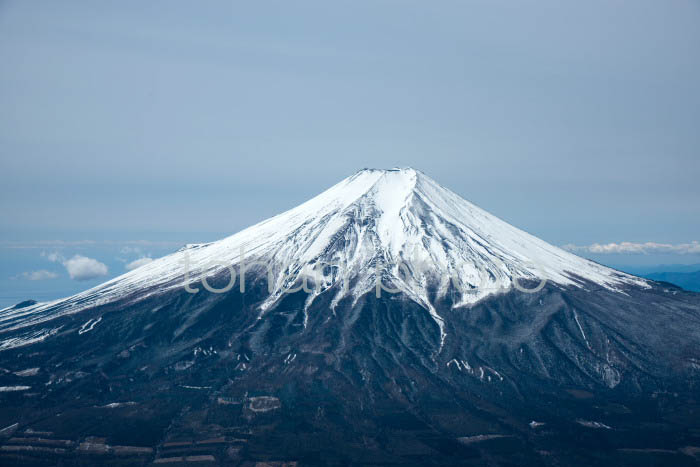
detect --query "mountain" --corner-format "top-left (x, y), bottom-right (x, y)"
top-left (1, 168), bottom-right (699, 466)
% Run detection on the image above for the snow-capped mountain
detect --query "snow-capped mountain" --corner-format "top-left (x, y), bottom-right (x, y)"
top-left (0, 168), bottom-right (647, 338)
top-left (0, 169), bottom-right (698, 466)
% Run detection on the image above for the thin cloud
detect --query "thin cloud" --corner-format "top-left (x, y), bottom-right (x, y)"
top-left (125, 257), bottom-right (153, 271)
top-left (62, 255), bottom-right (109, 281)
top-left (42, 251), bottom-right (64, 263)
top-left (120, 246), bottom-right (143, 256)
top-left (3, 240), bottom-right (182, 249)
top-left (15, 270), bottom-right (59, 281)
top-left (563, 241), bottom-right (700, 255)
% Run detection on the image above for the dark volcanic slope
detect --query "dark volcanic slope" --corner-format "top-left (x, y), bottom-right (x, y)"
top-left (0, 278), bottom-right (699, 466)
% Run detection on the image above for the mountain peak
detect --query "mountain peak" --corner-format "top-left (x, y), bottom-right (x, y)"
top-left (349, 167), bottom-right (423, 190)
top-left (356, 166), bottom-right (420, 174)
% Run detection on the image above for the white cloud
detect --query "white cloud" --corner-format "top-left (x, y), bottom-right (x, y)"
top-left (125, 257), bottom-right (153, 271)
top-left (39, 251), bottom-right (110, 281)
top-left (42, 251), bottom-right (64, 263)
top-left (563, 241), bottom-right (700, 255)
top-left (62, 255), bottom-right (109, 281)
top-left (18, 270), bottom-right (58, 281)
top-left (120, 246), bottom-right (143, 256)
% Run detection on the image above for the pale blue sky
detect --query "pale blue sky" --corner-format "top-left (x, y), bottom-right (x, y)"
top-left (1, 1), bottom-right (699, 305)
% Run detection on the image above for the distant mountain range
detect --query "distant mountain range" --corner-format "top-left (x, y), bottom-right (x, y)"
top-left (611, 264), bottom-right (700, 292)
top-left (644, 270), bottom-right (700, 292)
top-left (618, 263), bottom-right (700, 275)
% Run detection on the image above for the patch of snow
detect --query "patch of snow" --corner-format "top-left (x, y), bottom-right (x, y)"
top-left (13, 368), bottom-right (39, 377)
top-left (0, 423), bottom-right (19, 436)
top-left (97, 402), bottom-right (137, 408)
top-left (447, 359), bottom-right (462, 370)
top-left (78, 317), bottom-right (101, 335)
top-left (577, 419), bottom-right (612, 429)
top-left (193, 347), bottom-right (216, 357)
top-left (572, 310), bottom-right (592, 350)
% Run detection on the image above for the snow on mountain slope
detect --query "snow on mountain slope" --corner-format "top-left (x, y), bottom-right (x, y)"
top-left (0, 168), bottom-right (649, 337)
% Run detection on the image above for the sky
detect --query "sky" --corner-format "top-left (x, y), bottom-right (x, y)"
top-left (1, 1), bottom-right (699, 306)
